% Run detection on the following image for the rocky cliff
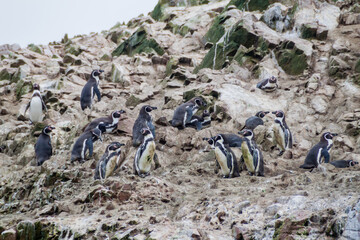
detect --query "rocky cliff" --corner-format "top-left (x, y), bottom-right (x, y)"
top-left (1, 0), bottom-right (360, 239)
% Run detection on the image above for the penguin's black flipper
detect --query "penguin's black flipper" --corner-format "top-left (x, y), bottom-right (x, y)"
top-left (87, 139), bottom-right (94, 158)
top-left (94, 85), bottom-right (101, 102)
top-left (24, 102), bottom-right (30, 115)
top-left (148, 121), bottom-right (156, 138)
top-left (41, 97), bottom-right (47, 112)
top-left (185, 107), bottom-right (194, 125)
top-left (322, 149), bottom-right (330, 163)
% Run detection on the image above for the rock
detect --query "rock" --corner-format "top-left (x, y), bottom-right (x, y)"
top-left (0, 44), bottom-right (21, 55)
top-left (63, 54), bottom-right (82, 65)
top-left (112, 27), bottom-right (164, 57)
top-left (110, 63), bottom-right (130, 87)
top-left (231, 226), bottom-right (244, 240)
top-left (328, 56), bottom-right (351, 78)
top-left (27, 44), bottom-right (42, 54)
top-left (16, 221), bottom-right (35, 240)
top-left (10, 58), bottom-right (26, 68)
top-left (1, 229), bottom-right (16, 240)
top-left (15, 79), bottom-right (33, 100)
top-left (311, 96), bottom-right (328, 114)
top-left (46, 60), bottom-right (60, 78)
top-left (326, 215), bottom-right (346, 237)
top-left (12, 65), bottom-right (30, 83)
top-left (228, 0), bottom-right (270, 12)
top-left (355, 58), bottom-right (360, 73)
top-left (238, 200), bottom-right (250, 213)
top-left (300, 23), bottom-right (317, 39)
top-left (262, 3), bottom-right (291, 32)
top-left (125, 95), bottom-right (141, 108)
top-left (343, 199), bottom-right (360, 239)
top-left (275, 40), bottom-right (308, 75)
top-left (0, 68), bottom-right (16, 81)
top-left (340, 12), bottom-right (360, 25)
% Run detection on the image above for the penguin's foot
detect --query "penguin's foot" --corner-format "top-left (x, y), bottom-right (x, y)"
top-left (139, 174), bottom-right (146, 178)
top-left (278, 151), bottom-right (284, 156)
top-left (248, 172), bottom-right (254, 176)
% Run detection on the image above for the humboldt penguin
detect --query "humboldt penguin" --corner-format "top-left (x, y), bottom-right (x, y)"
top-left (134, 128), bottom-right (156, 178)
top-left (300, 132), bottom-right (338, 169)
top-left (83, 110), bottom-right (126, 133)
top-left (240, 111), bottom-right (270, 131)
top-left (272, 110), bottom-right (292, 156)
top-left (256, 76), bottom-right (278, 92)
top-left (71, 125), bottom-right (105, 162)
top-left (24, 83), bottom-right (47, 123)
top-left (80, 69), bottom-right (104, 110)
top-left (238, 129), bottom-right (264, 176)
top-left (185, 110), bottom-right (211, 130)
top-left (35, 126), bottom-right (55, 166)
top-left (203, 134), bottom-right (244, 148)
top-left (94, 142), bottom-right (125, 180)
top-left (205, 134), bottom-right (239, 178)
top-left (330, 160), bottom-right (359, 168)
top-left (132, 105), bottom-right (157, 147)
top-left (171, 97), bottom-right (207, 129)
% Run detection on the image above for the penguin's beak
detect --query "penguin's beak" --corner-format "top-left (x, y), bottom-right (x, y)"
top-left (151, 106), bottom-right (158, 110)
top-left (118, 143), bottom-right (125, 147)
top-left (238, 130), bottom-right (244, 135)
top-left (331, 133), bottom-right (338, 137)
top-left (272, 111), bottom-right (277, 115)
top-left (264, 111), bottom-right (270, 114)
top-left (99, 70), bottom-right (104, 73)
top-left (203, 137), bottom-right (209, 141)
top-left (120, 110), bottom-right (126, 114)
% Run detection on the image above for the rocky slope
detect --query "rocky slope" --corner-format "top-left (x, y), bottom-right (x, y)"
top-left (1, 0), bottom-right (360, 239)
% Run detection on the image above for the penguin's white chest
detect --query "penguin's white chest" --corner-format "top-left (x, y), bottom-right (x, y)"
top-left (138, 141), bottom-right (156, 174)
top-left (273, 124), bottom-right (285, 150)
top-left (105, 155), bottom-right (120, 178)
top-left (29, 96), bottom-right (43, 122)
top-left (241, 141), bottom-right (255, 173)
top-left (215, 147), bottom-right (230, 176)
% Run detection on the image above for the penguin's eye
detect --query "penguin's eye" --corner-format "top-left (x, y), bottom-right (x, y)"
top-left (195, 99), bottom-right (201, 105)
top-left (146, 107), bottom-right (151, 112)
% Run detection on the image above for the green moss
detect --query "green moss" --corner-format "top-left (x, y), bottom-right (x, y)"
top-left (125, 95), bottom-right (141, 108)
top-left (355, 58), bottom-right (360, 73)
top-left (166, 58), bottom-right (178, 76)
top-left (65, 45), bottom-right (83, 56)
top-left (28, 44), bottom-right (42, 54)
top-left (227, 0), bottom-right (270, 11)
top-left (203, 14), bottom-right (227, 44)
top-left (16, 221), bottom-right (36, 240)
top-left (15, 80), bottom-right (32, 100)
top-left (183, 89), bottom-right (200, 102)
top-left (0, 69), bottom-right (12, 81)
top-left (112, 28), bottom-right (164, 57)
top-left (300, 24), bottom-right (317, 39)
top-left (151, 2), bottom-right (164, 21)
top-left (275, 41), bottom-right (308, 75)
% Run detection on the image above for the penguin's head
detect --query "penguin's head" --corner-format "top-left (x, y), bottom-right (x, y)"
top-left (113, 110), bottom-right (126, 119)
top-left (43, 126), bottom-right (55, 135)
top-left (214, 134), bottom-right (224, 144)
top-left (256, 111), bottom-right (270, 118)
top-left (193, 97), bottom-right (207, 107)
top-left (349, 160), bottom-right (359, 167)
top-left (33, 83), bottom-right (40, 91)
top-left (238, 129), bottom-right (254, 139)
top-left (322, 132), bottom-right (337, 141)
top-left (272, 110), bottom-right (285, 120)
top-left (91, 69), bottom-right (104, 78)
top-left (108, 142), bottom-right (125, 151)
top-left (203, 136), bottom-right (216, 148)
top-left (91, 128), bottom-right (103, 142)
top-left (146, 106), bottom-right (157, 113)
top-left (202, 110), bottom-right (210, 117)
top-left (269, 76), bottom-right (277, 83)
top-left (141, 128), bottom-right (152, 136)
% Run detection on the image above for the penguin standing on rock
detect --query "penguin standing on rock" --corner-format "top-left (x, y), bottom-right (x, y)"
top-left (83, 110), bottom-right (126, 133)
top-left (272, 110), bottom-right (292, 156)
top-left (171, 97), bottom-right (207, 129)
top-left (134, 128), bottom-right (156, 178)
top-left (80, 69), bottom-right (104, 111)
top-left (94, 142), bottom-right (125, 180)
top-left (132, 105), bottom-right (157, 147)
top-left (35, 126), bottom-right (55, 166)
top-left (204, 135), bottom-right (239, 178)
top-left (256, 76), bottom-right (278, 92)
top-left (330, 160), bottom-right (359, 168)
top-left (240, 111), bottom-right (269, 131)
top-left (238, 129), bottom-right (264, 176)
top-left (71, 124), bottom-right (105, 162)
top-left (300, 132), bottom-right (338, 170)
top-left (24, 83), bottom-right (47, 123)
top-left (185, 110), bottom-right (211, 130)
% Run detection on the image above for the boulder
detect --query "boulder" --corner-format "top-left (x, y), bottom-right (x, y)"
top-left (27, 44), bottom-right (42, 55)
top-left (16, 221), bottom-right (36, 240)
top-left (262, 3), bottom-right (292, 32)
top-left (110, 63), bottom-right (130, 87)
top-left (227, 0), bottom-right (270, 12)
top-left (1, 229), bottom-right (16, 240)
top-left (112, 27), bottom-right (164, 57)
top-left (275, 40), bottom-right (308, 75)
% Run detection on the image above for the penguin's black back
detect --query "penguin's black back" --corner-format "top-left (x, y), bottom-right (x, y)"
top-left (35, 133), bottom-right (52, 166)
top-left (80, 79), bottom-right (96, 110)
top-left (71, 131), bottom-right (93, 161)
top-left (83, 116), bottom-right (110, 132)
top-left (244, 116), bottom-right (264, 130)
top-left (221, 134), bottom-right (244, 147)
top-left (300, 142), bottom-right (326, 169)
top-left (330, 160), bottom-right (354, 168)
top-left (132, 111), bottom-right (152, 147)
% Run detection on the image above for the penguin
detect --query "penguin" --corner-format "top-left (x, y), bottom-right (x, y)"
top-left (240, 111), bottom-right (269, 131)
top-left (330, 160), bottom-right (359, 168)
top-left (24, 83), bottom-right (47, 123)
top-left (83, 110), bottom-right (126, 133)
top-left (132, 105), bottom-right (157, 146)
top-left (256, 76), bottom-right (278, 92)
top-left (94, 142), bottom-right (125, 180)
top-left (238, 129), bottom-right (264, 176)
top-left (185, 110), bottom-right (211, 130)
top-left (71, 125), bottom-right (105, 162)
top-left (204, 134), bottom-right (239, 178)
top-left (80, 69), bottom-right (104, 111)
top-left (272, 110), bottom-right (292, 156)
top-left (35, 126), bottom-right (55, 166)
top-left (203, 134), bottom-right (244, 148)
top-left (300, 132), bottom-right (338, 169)
top-left (171, 97), bottom-right (207, 129)
top-left (134, 128), bottom-right (156, 178)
